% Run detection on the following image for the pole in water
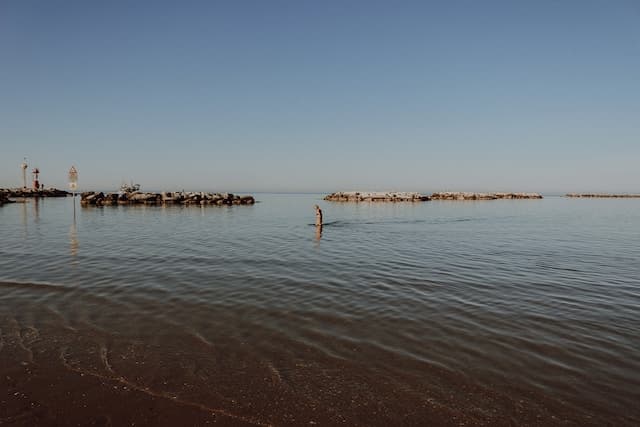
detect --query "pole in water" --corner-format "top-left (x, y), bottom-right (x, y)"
top-left (20, 158), bottom-right (28, 189)
top-left (68, 166), bottom-right (78, 222)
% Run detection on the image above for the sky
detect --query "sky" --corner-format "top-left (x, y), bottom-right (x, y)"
top-left (1, 0), bottom-right (639, 193)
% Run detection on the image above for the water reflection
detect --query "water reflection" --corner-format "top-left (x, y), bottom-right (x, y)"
top-left (20, 198), bottom-right (27, 228)
top-left (315, 225), bottom-right (323, 241)
top-left (69, 221), bottom-right (78, 259)
top-left (33, 197), bottom-right (40, 223)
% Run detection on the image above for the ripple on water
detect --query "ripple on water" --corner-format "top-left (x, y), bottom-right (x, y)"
top-left (1, 195), bottom-right (639, 423)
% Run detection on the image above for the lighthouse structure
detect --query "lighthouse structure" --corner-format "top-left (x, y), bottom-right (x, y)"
top-left (20, 158), bottom-right (28, 189)
top-left (32, 167), bottom-right (40, 190)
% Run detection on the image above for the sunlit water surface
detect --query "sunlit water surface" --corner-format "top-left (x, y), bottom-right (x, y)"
top-left (1, 194), bottom-right (639, 423)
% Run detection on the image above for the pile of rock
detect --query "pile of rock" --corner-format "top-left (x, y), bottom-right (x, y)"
top-left (430, 192), bottom-right (543, 200)
top-left (80, 191), bottom-right (255, 206)
top-left (566, 193), bottom-right (640, 198)
top-left (0, 190), bottom-right (13, 206)
top-left (324, 191), bottom-right (543, 202)
top-left (0, 188), bottom-right (69, 198)
top-left (324, 191), bottom-right (431, 202)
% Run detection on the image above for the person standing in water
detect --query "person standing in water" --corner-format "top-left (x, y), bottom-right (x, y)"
top-left (314, 205), bottom-right (323, 241)
top-left (314, 205), bottom-right (323, 227)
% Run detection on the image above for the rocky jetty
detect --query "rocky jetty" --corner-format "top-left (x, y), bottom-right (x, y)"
top-left (80, 190), bottom-right (255, 207)
top-left (430, 192), bottom-right (543, 200)
top-left (0, 188), bottom-right (69, 198)
top-left (324, 191), bottom-right (431, 202)
top-left (566, 193), bottom-right (640, 198)
top-left (0, 191), bottom-right (14, 206)
top-left (324, 191), bottom-right (543, 202)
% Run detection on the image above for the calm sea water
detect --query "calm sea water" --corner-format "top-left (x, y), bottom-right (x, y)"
top-left (1, 194), bottom-right (639, 424)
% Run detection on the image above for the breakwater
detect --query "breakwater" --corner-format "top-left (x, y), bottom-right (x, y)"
top-left (0, 192), bottom-right (12, 206)
top-left (324, 191), bottom-right (543, 202)
top-left (430, 192), bottom-right (543, 200)
top-left (566, 193), bottom-right (640, 198)
top-left (80, 191), bottom-right (255, 206)
top-left (0, 188), bottom-right (69, 199)
top-left (324, 192), bottom-right (431, 202)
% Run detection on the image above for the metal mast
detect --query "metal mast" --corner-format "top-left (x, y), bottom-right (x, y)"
top-left (20, 157), bottom-right (28, 188)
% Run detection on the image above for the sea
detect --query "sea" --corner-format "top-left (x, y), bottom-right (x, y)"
top-left (1, 194), bottom-right (639, 425)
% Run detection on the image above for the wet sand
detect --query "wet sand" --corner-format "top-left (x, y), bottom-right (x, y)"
top-left (1, 309), bottom-right (630, 426)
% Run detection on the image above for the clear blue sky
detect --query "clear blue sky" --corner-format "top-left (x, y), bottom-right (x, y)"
top-left (1, 1), bottom-right (639, 193)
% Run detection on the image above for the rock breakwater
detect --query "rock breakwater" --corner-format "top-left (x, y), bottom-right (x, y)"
top-left (324, 191), bottom-right (543, 202)
top-left (324, 192), bottom-right (431, 202)
top-left (430, 192), bottom-right (543, 200)
top-left (80, 191), bottom-right (255, 206)
top-left (1, 188), bottom-right (69, 198)
top-left (566, 193), bottom-right (640, 198)
top-left (0, 191), bottom-right (13, 206)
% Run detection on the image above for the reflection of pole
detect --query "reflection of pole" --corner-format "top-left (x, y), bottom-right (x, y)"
top-left (33, 197), bottom-right (40, 222)
top-left (70, 221), bottom-right (78, 258)
top-left (73, 192), bottom-right (76, 222)
top-left (21, 198), bottom-right (27, 231)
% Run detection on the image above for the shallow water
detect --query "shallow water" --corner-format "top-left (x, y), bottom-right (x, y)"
top-left (1, 194), bottom-right (639, 424)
